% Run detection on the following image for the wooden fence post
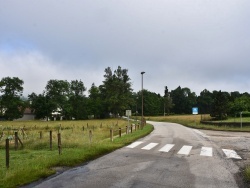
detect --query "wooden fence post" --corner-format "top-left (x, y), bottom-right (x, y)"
top-left (40, 131), bottom-right (43, 139)
top-left (131, 124), bottom-right (133, 133)
top-left (58, 133), bottom-right (61, 155)
top-left (89, 130), bottom-right (92, 143)
top-left (14, 132), bottom-right (18, 150)
top-left (17, 136), bottom-right (23, 147)
top-left (50, 130), bottom-right (52, 150)
top-left (126, 126), bottom-right (128, 134)
top-left (110, 129), bottom-right (113, 142)
top-left (6, 139), bottom-right (9, 168)
top-left (119, 128), bottom-right (121, 137)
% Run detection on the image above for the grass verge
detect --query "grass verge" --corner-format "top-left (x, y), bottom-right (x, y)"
top-left (0, 119), bottom-right (153, 188)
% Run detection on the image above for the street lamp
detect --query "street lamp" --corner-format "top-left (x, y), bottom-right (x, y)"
top-left (141, 71), bottom-right (145, 129)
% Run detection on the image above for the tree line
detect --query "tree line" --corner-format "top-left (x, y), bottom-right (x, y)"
top-left (1, 66), bottom-right (250, 120)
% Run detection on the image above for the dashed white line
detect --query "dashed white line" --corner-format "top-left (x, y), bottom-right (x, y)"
top-left (222, 149), bottom-right (242, 159)
top-left (141, 143), bottom-right (159, 150)
top-left (200, 147), bottom-right (213, 157)
top-left (127, 141), bottom-right (143, 148)
top-left (177, 145), bottom-right (193, 155)
top-left (159, 144), bottom-right (175, 152)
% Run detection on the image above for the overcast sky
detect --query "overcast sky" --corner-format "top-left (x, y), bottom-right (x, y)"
top-left (1, 0), bottom-right (250, 97)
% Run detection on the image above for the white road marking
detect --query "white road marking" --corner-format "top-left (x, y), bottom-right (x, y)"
top-left (141, 143), bottom-right (159, 150)
top-left (177, 145), bottom-right (193, 155)
top-left (222, 149), bottom-right (242, 159)
top-left (127, 142), bottom-right (243, 160)
top-left (159, 144), bottom-right (175, 152)
top-left (200, 147), bottom-right (213, 157)
top-left (194, 129), bottom-right (210, 138)
top-left (127, 141), bottom-right (144, 148)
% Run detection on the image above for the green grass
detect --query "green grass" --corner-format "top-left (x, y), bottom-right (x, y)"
top-left (0, 119), bottom-right (153, 188)
top-left (145, 115), bottom-right (250, 132)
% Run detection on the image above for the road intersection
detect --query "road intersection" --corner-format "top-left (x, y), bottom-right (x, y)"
top-left (31, 121), bottom-right (248, 188)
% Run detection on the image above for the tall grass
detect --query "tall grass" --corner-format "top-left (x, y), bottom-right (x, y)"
top-left (145, 115), bottom-right (250, 132)
top-left (0, 119), bottom-right (153, 188)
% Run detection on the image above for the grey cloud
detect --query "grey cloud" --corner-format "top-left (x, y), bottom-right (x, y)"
top-left (1, 0), bottom-right (250, 96)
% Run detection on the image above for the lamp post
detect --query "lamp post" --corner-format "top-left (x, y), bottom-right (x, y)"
top-left (240, 111), bottom-right (243, 129)
top-left (141, 71), bottom-right (145, 129)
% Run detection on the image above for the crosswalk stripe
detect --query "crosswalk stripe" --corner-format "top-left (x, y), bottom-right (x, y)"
top-left (141, 143), bottom-right (159, 150)
top-left (127, 141), bottom-right (143, 148)
top-left (200, 147), bottom-right (213, 157)
top-left (126, 142), bottom-right (242, 160)
top-left (222, 149), bottom-right (242, 159)
top-left (177, 145), bottom-right (193, 155)
top-left (159, 144), bottom-right (175, 152)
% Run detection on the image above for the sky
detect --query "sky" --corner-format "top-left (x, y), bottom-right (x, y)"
top-left (1, 0), bottom-right (250, 97)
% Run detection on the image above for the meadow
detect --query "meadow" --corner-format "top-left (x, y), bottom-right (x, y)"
top-left (146, 114), bottom-right (250, 132)
top-left (0, 119), bottom-right (153, 188)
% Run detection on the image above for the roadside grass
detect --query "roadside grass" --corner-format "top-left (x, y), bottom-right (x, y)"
top-left (144, 114), bottom-right (250, 182)
top-left (145, 115), bottom-right (250, 132)
top-left (0, 119), bottom-right (153, 188)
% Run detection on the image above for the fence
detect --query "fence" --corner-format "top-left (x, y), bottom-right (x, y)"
top-left (2, 121), bottom-right (143, 169)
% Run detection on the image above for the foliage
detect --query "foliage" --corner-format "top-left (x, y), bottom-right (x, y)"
top-left (210, 90), bottom-right (230, 120)
top-left (137, 90), bottom-right (163, 116)
top-left (68, 80), bottom-right (87, 119)
top-left (170, 86), bottom-right (197, 114)
top-left (197, 89), bottom-right (213, 114)
top-left (2, 66), bottom-right (250, 120)
top-left (88, 83), bottom-right (103, 118)
top-left (99, 66), bottom-right (133, 117)
top-left (0, 77), bottom-right (25, 120)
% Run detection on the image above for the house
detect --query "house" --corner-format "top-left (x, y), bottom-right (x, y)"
top-left (15, 108), bottom-right (35, 121)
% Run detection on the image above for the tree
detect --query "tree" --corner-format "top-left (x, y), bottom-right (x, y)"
top-left (88, 83), bottom-right (103, 118)
top-left (28, 92), bottom-right (49, 119)
top-left (229, 94), bottom-right (250, 116)
top-left (0, 77), bottom-right (25, 120)
top-left (197, 89), bottom-right (213, 114)
top-left (210, 90), bottom-right (230, 120)
top-left (170, 86), bottom-right (197, 114)
top-left (99, 66), bottom-right (133, 117)
top-left (68, 80), bottom-right (87, 119)
top-left (45, 80), bottom-right (70, 119)
top-left (163, 86), bottom-right (174, 115)
top-left (137, 90), bottom-right (162, 116)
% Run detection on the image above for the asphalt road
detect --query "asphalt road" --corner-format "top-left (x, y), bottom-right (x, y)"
top-left (30, 121), bottom-right (245, 188)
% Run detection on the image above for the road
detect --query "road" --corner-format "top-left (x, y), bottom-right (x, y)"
top-left (30, 121), bottom-right (248, 188)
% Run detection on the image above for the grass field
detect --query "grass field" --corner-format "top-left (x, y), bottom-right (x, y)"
top-left (0, 119), bottom-right (153, 188)
top-left (145, 114), bottom-right (250, 132)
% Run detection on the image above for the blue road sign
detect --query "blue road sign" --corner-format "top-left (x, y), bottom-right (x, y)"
top-left (192, 107), bottom-right (198, 115)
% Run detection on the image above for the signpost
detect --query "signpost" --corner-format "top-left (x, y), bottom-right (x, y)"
top-left (126, 110), bottom-right (132, 130)
top-left (192, 107), bottom-right (198, 126)
top-left (192, 107), bottom-right (198, 115)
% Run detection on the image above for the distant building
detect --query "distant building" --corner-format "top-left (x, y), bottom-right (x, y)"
top-left (15, 108), bottom-right (35, 121)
